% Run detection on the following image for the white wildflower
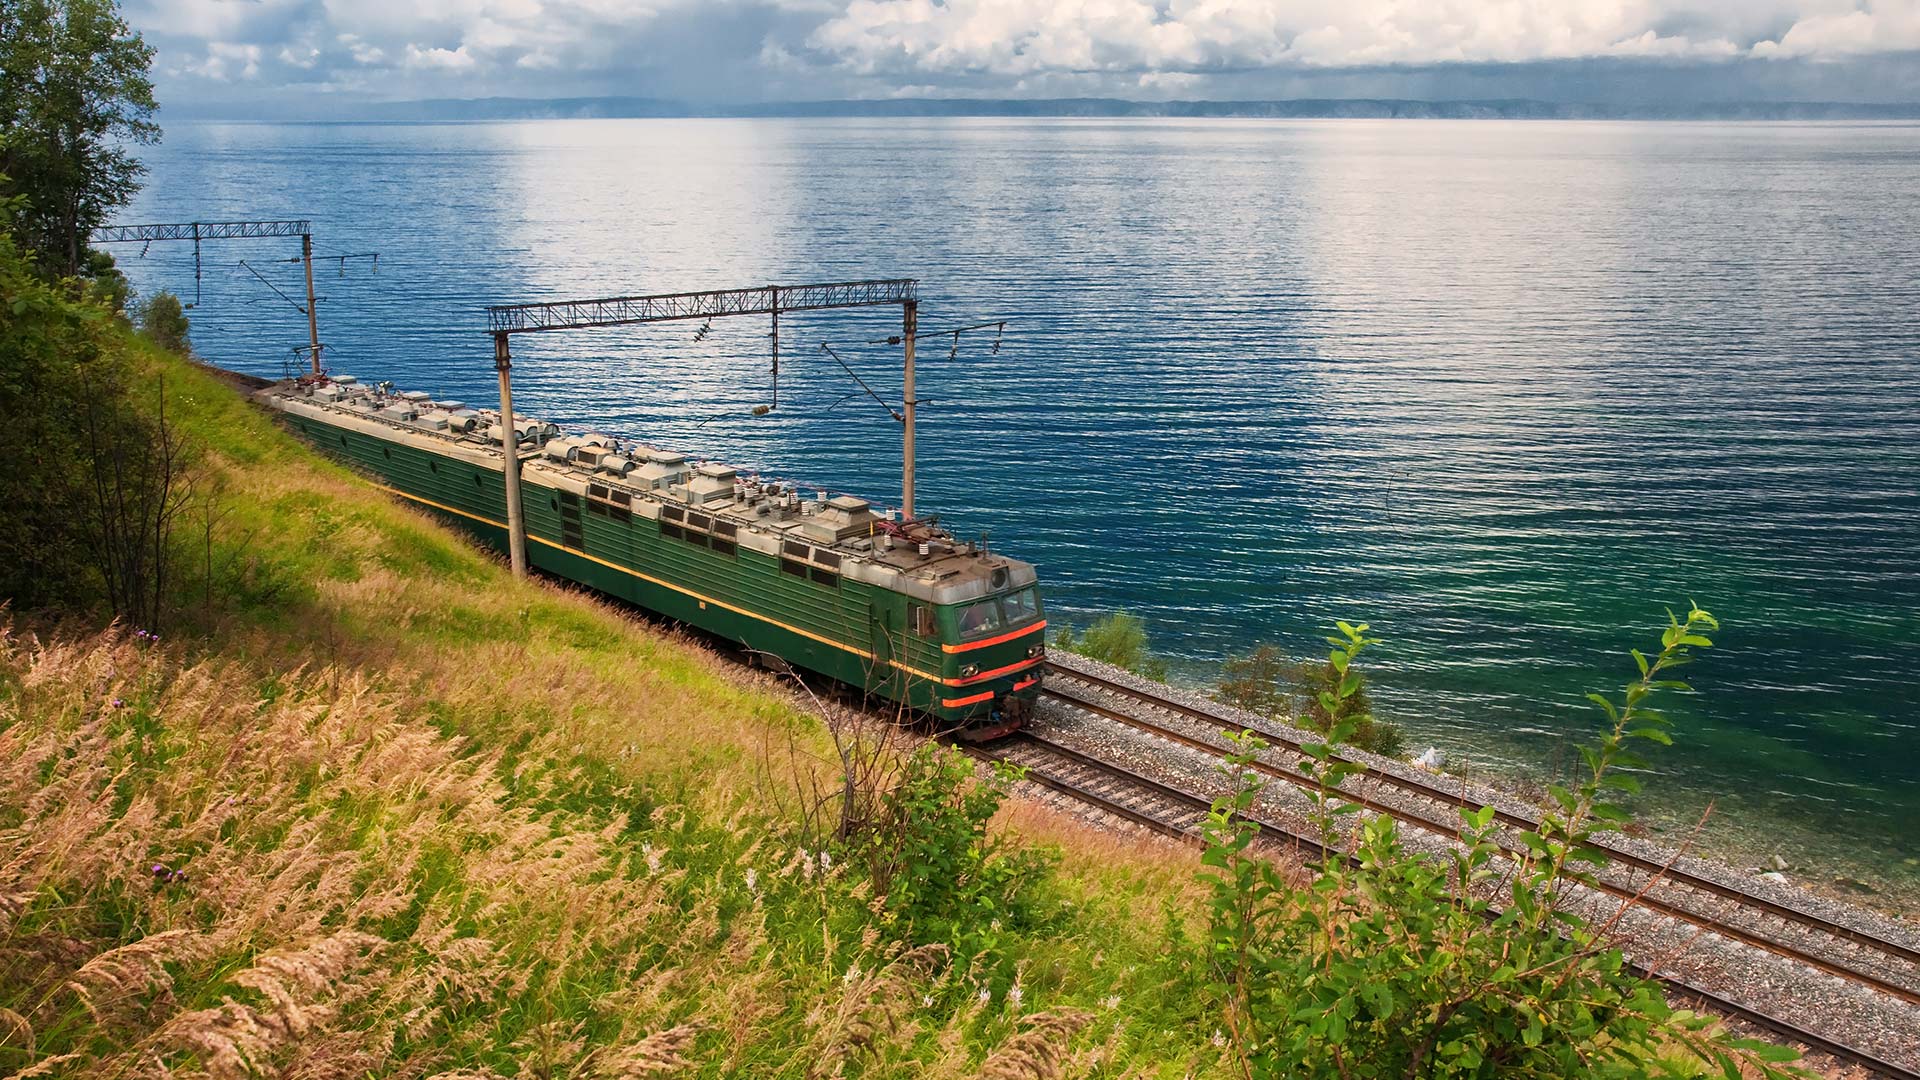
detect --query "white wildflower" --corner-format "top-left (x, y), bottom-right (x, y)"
top-left (1211, 1029), bottom-right (1226, 1048)
top-left (843, 961), bottom-right (862, 985)
top-left (1102, 994), bottom-right (1121, 1011)
top-left (921, 993), bottom-right (934, 1008)
top-left (819, 850), bottom-right (832, 872)
top-left (643, 843), bottom-right (663, 875)
top-left (1006, 984), bottom-right (1023, 1010)
top-left (976, 986), bottom-right (992, 1005)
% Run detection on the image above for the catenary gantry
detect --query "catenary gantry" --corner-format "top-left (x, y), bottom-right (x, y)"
top-left (482, 278), bottom-right (923, 578)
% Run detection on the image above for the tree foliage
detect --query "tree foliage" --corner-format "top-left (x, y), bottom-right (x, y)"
top-left (0, 180), bottom-right (196, 628)
top-left (0, 0), bottom-right (158, 276)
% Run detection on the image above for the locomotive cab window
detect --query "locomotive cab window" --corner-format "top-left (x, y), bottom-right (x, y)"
top-left (1001, 587), bottom-right (1041, 625)
top-left (957, 587), bottom-right (1040, 640)
top-left (957, 598), bottom-right (1004, 639)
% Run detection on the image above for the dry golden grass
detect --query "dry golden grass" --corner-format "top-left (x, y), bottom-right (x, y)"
top-left (980, 1008), bottom-right (1098, 1080)
top-left (0, 628), bottom-right (751, 1076)
top-left (1, 618), bottom-right (1225, 1078)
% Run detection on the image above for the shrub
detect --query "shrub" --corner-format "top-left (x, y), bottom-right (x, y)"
top-left (136, 289), bottom-right (190, 354)
top-left (1052, 612), bottom-right (1168, 681)
top-left (838, 743), bottom-right (1054, 959)
top-left (1216, 639), bottom-right (1406, 757)
top-left (1197, 609), bottom-right (1804, 1079)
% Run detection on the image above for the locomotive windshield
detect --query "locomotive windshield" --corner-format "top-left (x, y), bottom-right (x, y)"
top-left (957, 587), bottom-right (1042, 639)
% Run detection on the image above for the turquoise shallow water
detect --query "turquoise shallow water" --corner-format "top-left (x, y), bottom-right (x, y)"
top-left (118, 118), bottom-right (1920, 867)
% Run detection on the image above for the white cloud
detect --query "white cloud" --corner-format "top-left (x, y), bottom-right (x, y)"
top-left (1754, 3), bottom-right (1920, 58)
top-left (337, 33), bottom-right (388, 65)
top-left (129, 0), bottom-right (1920, 102)
top-left (404, 43), bottom-right (478, 70)
top-left (185, 41), bottom-right (264, 80)
top-left (806, 0), bottom-right (1920, 76)
top-left (1138, 70), bottom-right (1204, 91)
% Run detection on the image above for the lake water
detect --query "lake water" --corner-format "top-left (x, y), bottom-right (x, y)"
top-left (117, 119), bottom-right (1920, 877)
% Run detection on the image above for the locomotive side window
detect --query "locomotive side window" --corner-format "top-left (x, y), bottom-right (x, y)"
top-left (957, 599), bottom-right (1004, 639)
top-left (910, 604), bottom-right (937, 638)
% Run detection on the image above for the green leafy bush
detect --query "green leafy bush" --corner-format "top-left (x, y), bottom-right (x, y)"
top-left (1198, 610), bottom-right (1804, 1079)
top-left (832, 742), bottom-right (1054, 961)
top-left (1215, 640), bottom-right (1406, 757)
top-left (136, 288), bottom-right (190, 353)
top-left (1052, 611), bottom-right (1169, 680)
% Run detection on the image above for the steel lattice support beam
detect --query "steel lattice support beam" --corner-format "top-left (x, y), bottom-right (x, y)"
top-left (89, 219), bottom-right (323, 373)
top-left (485, 278), bottom-right (917, 335)
top-left (90, 220), bottom-right (312, 243)
top-left (483, 276), bottom-right (924, 578)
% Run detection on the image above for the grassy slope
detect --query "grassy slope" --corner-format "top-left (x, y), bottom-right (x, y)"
top-left (1, 343), bottom-right (1220, 1078)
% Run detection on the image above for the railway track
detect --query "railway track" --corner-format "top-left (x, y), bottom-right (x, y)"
top-left (1009, 661), bottom-right (1920, 1078)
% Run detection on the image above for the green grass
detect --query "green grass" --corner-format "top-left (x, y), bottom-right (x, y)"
top-left (0, 342), bottom-right (1225, 1078)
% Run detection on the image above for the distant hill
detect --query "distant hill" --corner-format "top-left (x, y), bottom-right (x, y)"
top-left (331, 96), bottom-right (1920, 123)
top-left (358, 95), bottom-right (686, 120)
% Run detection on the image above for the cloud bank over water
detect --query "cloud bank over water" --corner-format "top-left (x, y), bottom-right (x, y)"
top-left (131, 0), bottom-right (1920, 111)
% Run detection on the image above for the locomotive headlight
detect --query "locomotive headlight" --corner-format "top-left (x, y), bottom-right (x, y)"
top-left (1027, 644), bottom-right (1044, 659)
top-left (961, 663), bottom-right (980, 678)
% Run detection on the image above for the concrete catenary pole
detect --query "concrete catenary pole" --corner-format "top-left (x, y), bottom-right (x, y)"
top-left (902, 299), bottom-right (917, 519)
top-left (302, 233), bottom-right (322, 374)
top-left (494, 331), bottom-right (529, 578)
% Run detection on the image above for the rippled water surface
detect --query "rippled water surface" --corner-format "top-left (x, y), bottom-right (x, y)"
top-left (119, 119), bottom-right (1920, 868)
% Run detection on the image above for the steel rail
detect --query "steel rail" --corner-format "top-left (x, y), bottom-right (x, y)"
top-left (1039, 679), bottom-right (1920, 1009)
top-left (1044, 662), bottom-right (1920, 970)
top-left (980, 724), bottom-right (1920, 1080)
top-left (960, 732), bottom-right (1301, 850)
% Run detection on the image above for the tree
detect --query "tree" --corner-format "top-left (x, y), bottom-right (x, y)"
top-left (0, 0), bottom-right (158, 277)
top-left (1, 176), bottom-right (196, 629)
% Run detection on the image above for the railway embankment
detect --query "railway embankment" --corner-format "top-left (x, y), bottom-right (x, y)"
top-left (5, 333), bottom-right (1902, 1077)
top-left (0, 341), bottom-right (1231, 1076)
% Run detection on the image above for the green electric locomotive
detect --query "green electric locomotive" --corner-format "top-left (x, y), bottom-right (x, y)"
top-left (258, 374), bottom-right (1044, 739)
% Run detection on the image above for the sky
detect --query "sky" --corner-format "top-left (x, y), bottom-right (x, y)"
top-left (130, 0), bottom-right (1920, 113)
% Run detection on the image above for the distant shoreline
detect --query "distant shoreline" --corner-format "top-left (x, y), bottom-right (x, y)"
top-left (168, 96), bottom-right (1920, 124)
